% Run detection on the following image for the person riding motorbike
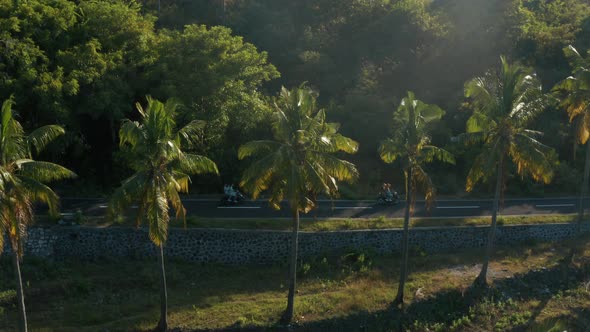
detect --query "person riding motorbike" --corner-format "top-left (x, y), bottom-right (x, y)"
top-left (223, 184), bottom-right (245, 203)
top-left (378, 183), bottom-right (399, 203)
top-left (224, 184), bottom-right (237, 202)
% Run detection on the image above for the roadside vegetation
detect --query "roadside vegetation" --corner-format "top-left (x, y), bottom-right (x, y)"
top-left (1, 236), bottom-right (589, 331)
top-left (59, 214), bottom-right (577, 231)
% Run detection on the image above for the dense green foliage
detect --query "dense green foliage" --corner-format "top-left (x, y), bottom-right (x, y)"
top-left (1, 0), bottom-right (590, 196)
top-left (0, 0), bottom-right (275, 191)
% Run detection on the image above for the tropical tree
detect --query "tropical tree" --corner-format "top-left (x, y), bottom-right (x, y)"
top-left (553, 45), bottom-right (590, 231)
top-left (462, 56), bottom-right (554, 286)
top-left (0, 97), bottom-right (76, 332)
top-left (108, 96), bottom-right (218, 332)
top-left (238, 85), bottom-right (359, 323)
top-left (379, 91), bottom-right (455, 307)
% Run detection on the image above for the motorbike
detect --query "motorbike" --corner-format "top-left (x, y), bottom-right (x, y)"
top-left (376, 191), bottom-right (400, 205)
top-left (219, 191), bottom-right (247, 206)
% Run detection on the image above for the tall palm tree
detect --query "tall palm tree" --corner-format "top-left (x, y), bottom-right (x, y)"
top-left (108, 96), bottom-right (218, 332)
top-left (238, 85), bottom-right (359, 323)
top-left (553, 45), bottom-right (590, 231)
top-left (0, 97), bottom-right (76, 332)
top-left (462, 57), bottom-right (554, 286)
top-left (379, 91), bottom-right (455, 307)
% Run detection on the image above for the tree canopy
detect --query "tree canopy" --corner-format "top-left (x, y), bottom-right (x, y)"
top-left (1, 0), bottom-right (589, 196)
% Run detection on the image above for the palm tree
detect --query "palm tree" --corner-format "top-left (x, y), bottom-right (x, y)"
top-left (553, 45), bottom-right (590, 231)
top-left (0, 97), bottom-right (76, 332)
top-left (379, 91), bottom-right (455, 307)
top-left (238, 85), bottom-right (359, 323)
top-left (108, 96), bottom-right (218, 332)
top-left (462, 57), bottom-right (554, 286)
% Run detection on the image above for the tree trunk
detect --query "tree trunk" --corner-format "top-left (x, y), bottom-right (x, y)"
top-left (155, 244), bottom-right (168, 332)
top-left (12, 252), bottom-right (28, 332)
top-left (283, 209), bottom-right (300, 323)
top-left (577, 141), bottom-right (590, 232)
top-left (393, 168), bottom-right (412, 308)
top-left (475, 160), bottom-right (503, 287)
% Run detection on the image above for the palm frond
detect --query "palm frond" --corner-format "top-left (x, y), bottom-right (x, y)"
top-left (456, 131), bottom-right (486, 146)
top-left (27, 125), bottom-right (65, 155)
top-left (310, 152), bottom-right (359, 183)
top-left (177, 119), bottom-right (206, 148)
top-left (167, 180), bottom-right (187, 227)
top-left (416, 102), bottom-right (444, 123)
top-left (379, 138), bottom-right (405, 164)
top-left (238, 140), bottom-right (282, 159)
top-left (0, 98), bottom-right (27, 163)
top-left (119, 120), bottom-right (144, 147)
top-left (412, 165), bottom-right (435, 210)
top-left (466, 111), bottom-right (494, 133)
top-left (465, 76), bottom-right (496, 115)
top-left (16, 160), bottom-right (77, 183)
top-left (177, 154), bottom-right (219, 175)
top-left (240, 148), bottom-right (286, 199)
top-left (147, 181), bottom-right (169, 246)
top-left (324, 133), bottom-right (359, 154)
top-left (108, 172), bottom-right (148, 222)
top-left (420, 145), bottom-right (456, 165)
top-left (563, 45), bottom-right (585, 69)
top-left (510, 133), bottom-right (555, 184)
top-left (18, 176), bottom-right (60, 217)
top-left (466, 148), bottom-right (499, 192)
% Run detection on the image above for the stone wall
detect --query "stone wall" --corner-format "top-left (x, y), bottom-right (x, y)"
top-left (2, 223), bottom-right (589, 265)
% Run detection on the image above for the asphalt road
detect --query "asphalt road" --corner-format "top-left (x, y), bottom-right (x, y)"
top-left (58, 196), bottom-right (589, 219)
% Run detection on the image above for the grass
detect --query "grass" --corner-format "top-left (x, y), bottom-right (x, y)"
top-left (1, 235), bottom-right (589, 331)
top-left (63, 214), bottom-right (580, 231)
top-left (184, 214), bottom-right (578, 231)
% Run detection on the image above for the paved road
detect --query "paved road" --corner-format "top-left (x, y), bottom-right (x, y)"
top-left (57, 196), bottom-right (589, 219)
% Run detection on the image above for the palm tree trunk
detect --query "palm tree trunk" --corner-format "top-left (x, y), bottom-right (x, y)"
top-left (12, 252), bottom-right (28, 332)
top-left (475, 160), bottom-right (503, 287)
top-left (155, 244), bottom-right (168, 332)
top-left (283, 209), bottom-right (300, 323)
top-left (577, 141), bottom-right (590, 232)
top-left (393, 168), bottom-right (412, 308)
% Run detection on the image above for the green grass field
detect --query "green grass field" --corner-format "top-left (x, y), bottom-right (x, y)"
top-left (1, 235), bottom-right (589, 331)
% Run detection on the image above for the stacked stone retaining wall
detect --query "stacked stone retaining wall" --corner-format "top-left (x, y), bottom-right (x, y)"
top-left (2, 223), bottom-right (589, 264)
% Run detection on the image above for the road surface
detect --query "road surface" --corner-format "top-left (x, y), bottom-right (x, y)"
top-left (57, 196), bottom-right (587, 219)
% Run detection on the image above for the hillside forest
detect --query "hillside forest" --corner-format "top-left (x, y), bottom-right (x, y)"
top-left (2, 0), bottom-right (590, 197)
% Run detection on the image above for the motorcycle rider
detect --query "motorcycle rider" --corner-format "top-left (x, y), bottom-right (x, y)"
top-left (224, 184), bottom-right (237, 203)
top-left (385, 183), bottom-right (394, 201)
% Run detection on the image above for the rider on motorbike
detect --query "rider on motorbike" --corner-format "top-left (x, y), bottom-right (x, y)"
top-left (378, 183), bottom-right (398, 203)
top-left (224, 184), bottom-right (238, 202)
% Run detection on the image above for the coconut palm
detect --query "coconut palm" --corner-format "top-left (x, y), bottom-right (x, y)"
top-left (238, 85), bottom-right (359, 323)
top-left (0, 97), bottom-right (76, 332)
top-left (379, 91), bottom-right (455, 307)
top-left (553, 45), bottom-right (590, 231)
top-left (108, 96), bottom-right (218, 332)
top-left (462, 57), bottom-right (554, 286)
